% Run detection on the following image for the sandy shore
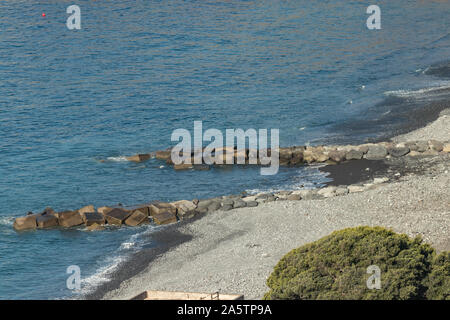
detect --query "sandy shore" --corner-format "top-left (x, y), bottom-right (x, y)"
top-left (101, 110), bottom-right (450, 300)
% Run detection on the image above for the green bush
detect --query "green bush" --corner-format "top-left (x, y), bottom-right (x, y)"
top-left (264, 226), bottom-right (449, 300)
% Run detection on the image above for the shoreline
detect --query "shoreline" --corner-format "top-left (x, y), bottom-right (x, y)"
top-left (85, 107), bottom-right (450, 300)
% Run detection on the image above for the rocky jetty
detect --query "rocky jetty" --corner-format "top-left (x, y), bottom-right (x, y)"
top-left (125, 140), bottom-right (450, 169)
top-left (12, 139), bottom-right (450, 232)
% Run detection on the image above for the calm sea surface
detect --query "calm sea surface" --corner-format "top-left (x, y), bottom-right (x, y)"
top-left (0, 1), bottom-right (449, 299)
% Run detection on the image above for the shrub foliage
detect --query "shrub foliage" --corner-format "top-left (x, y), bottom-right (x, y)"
top-left (264, 226), bottom-right (449, 300)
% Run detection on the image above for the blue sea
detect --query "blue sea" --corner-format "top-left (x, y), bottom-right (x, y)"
top-left (1, 1), bottom-right (449, 299)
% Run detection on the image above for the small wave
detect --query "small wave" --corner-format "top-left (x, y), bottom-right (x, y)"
top-left (106, 156), bottom-right (129, 162)
top-left (246, 164), bottom-right (330, 195)
top-left (0, 217), bottom-right (14, 226)
top-left (384, 84), bottom-right (450, 99)
top-left (78, 225), bottom-right (156, 296)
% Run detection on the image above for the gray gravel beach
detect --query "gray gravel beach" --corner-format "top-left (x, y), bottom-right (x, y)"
top-left (102, 111), bottom-right (450, 300)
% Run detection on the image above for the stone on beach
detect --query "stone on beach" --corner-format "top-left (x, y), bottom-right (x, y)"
top-left (13, 215), bottom-right (37, 231)
top-left (125, 209), bottom-right (148, 226)
top-left (58, 210), bottom-right (84, 228)
top-left (328, 150), bottom-right (346, 163)
top-left (443, 143), bottom-right (450, 153)
top-left (388, 146), bottom-right (410, 157)
top-left (287, 194), bottom-right (301, 201)
top-left (208, 201), bottom-right (222, 212)
top-left (365, 145), bottom-right (387, 160)
top-left (415, 141), bottom-right (429, 152)
top-left (245, 200), bottom-right (259, 207)
top-left (171, 200), bottom-right (197, 218)
top-left (234, 149), bottom-right (248, 164)
top-left (104, 208), bottom-right (132, 226)
top-left (428, 140), bottom-right (444, 152)
top-left (304, 146), bottom-right (328, 163)
top-left (345, 149), bottom-right (364, 160)
top-left (233, 199), bottom-right (247, 208)
top-left (318, 186), bottom-right (337, 198)
top-left (279, 148), bottom-right (293, 165)
top-left (348, 185), bottom-right (365, 193)
top-left (284, 147), bottom-right (304, 165)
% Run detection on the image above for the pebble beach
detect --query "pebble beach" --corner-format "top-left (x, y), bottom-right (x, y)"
top-left (98, 110), bottom-right (450, 300)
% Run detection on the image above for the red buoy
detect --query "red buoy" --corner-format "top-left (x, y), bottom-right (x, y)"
top-left (42, 13), bottom-right (46, 17)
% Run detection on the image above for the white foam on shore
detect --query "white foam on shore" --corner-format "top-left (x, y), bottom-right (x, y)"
top-left (246, 164), bottom-right (331, 195)
top-left (0, 217), bottom-right (14, 226)
top-left (78, 225), bottom-right (157, 297)
top-left (106, 156), bottom-right (129, 162)
top-left (384, 83), bottom-right (450, 99)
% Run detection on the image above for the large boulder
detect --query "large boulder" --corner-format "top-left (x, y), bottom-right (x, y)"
top-left (149, 202), bottom-right (177, 216)
top-left (104, 208), bottom-right (132, 226)
top-left (304, 147), bottom-right (328, 163)
top-left (152, 211), bottom-right (178, 225)
top-left (126, 154), bottom-right (151, 162)
top-left (290, 147), bottom-right (305, 165)
top-left (328, 150), bottom-right (346, 163)
top-left (36, 214), bottom-right (59, 228)
top-left (83, 212), bottom-right (105, 226)
top-left (79, 205), bottom-right (95, 216)
top-left (428, 140), bottom-right (444, 152)
top-left (155, 149), bottom-right (172, 161)
top-left (345, 149), bottom-right (364, 160)
top-left (172, 200), bottom-right (197, 219)
top-left (125, 209), bottom-right (148, 226)
top-left (388, 146), bottom-right (410, 157)
top-left (134, 206), bottom-right (150, 216)
top-left (58, 211), bottom-right (84, 228)
top-left (234, 149), bottom-right (248, 164)
top-left (13, 215), bottom-right (37, 231)
top-left (279, 148), bottom-right (293, 166)
top-left (415, 141), bottom-right (429, 152)
top-left (98, 206), bottom-right (113, 216)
